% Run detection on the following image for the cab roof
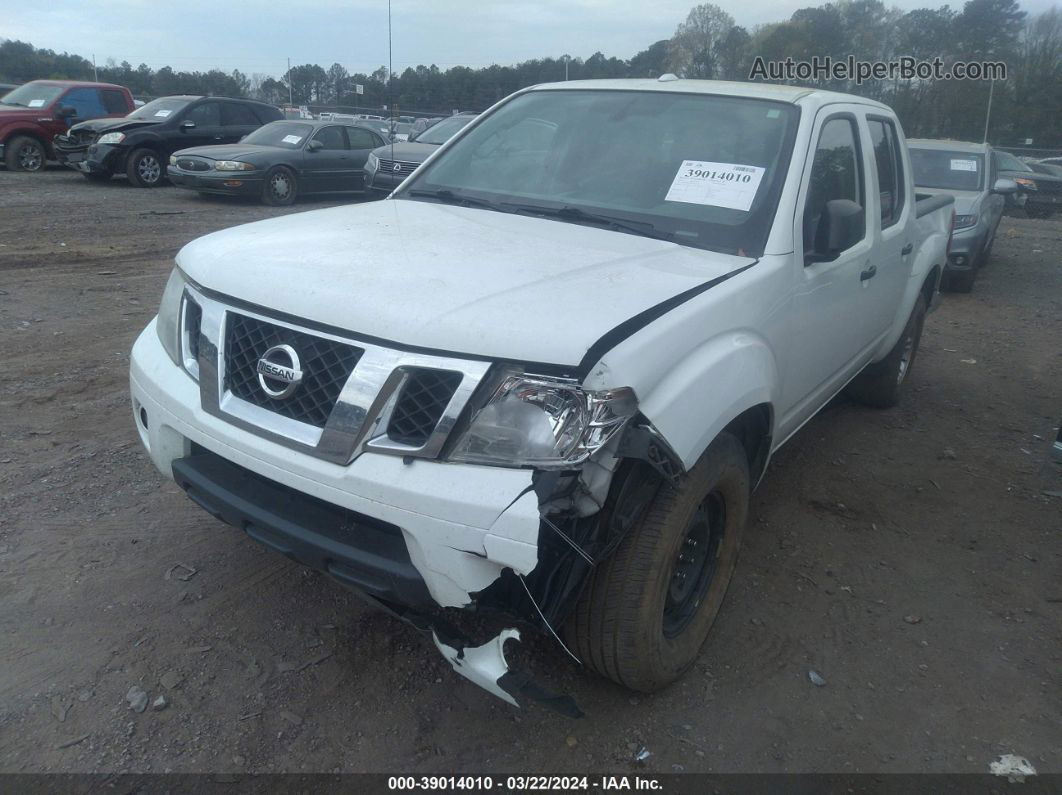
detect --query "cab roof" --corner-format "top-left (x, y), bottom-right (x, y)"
top-left (907, 138), bottom-right (991, 153)
top-left (27, 79), bottom-right (128, 91)
top-left (526, 78), bottom-right (893, 112)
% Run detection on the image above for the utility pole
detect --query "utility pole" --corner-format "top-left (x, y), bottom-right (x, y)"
top-left (982, 78), bottom-right (994, 144)
top-left (92, 54), bottom-right (98, 82)
top-left (287, 57), bottom-right (293, 106)
top-left (564, 55), bottom-right (569, 81)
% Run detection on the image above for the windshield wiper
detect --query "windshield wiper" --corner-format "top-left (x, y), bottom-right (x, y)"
top-left (503, 203), bottom-right (675, 243)
top-left (405, 188), bottom-right (507, 212)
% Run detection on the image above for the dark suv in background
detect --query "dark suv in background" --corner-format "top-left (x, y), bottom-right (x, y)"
top-left (54, 95), bottom-right (281, 186)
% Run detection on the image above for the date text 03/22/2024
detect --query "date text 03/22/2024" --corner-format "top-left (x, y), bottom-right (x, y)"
top-left (386, 775), bottom-right (663, 791)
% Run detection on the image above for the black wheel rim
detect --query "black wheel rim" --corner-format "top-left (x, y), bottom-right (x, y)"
top-left (663, 491), bottom-right (725, 638)
top-left (19, 142), bottom-right (43, 171)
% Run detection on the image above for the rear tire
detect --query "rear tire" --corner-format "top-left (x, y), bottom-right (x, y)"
top-left (846, 295), bottom-right (926, 408)
top-left (262, 166), bottom-right (297, 206)
top-left (5, 136), bottom-right (45, 172)
top-left (564, 432), bottom-right (749, 692)
top-left (126, 148), bottom-right (164, 187)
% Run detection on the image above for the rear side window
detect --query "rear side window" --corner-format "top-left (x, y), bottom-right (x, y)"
top-left (803, 116), bottom-right (865, 256)
top-left (253, 104), bottom-right (283, 123)
top-left (867, 118), bottom-right (905, 228)
top-left (222, 103), bottom-right (259, 126)
top-left (346, 127), bottom-right (380, 150)
top-left (184, 102), bottom-right (220, 127)
top-left (100, 89), bottom-right (128, 114)
top-left (62, 88), bottom-right (106, 119)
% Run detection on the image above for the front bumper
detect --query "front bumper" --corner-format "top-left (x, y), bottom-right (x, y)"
top-left (367, 171), bottom-right (403, 193)
top-left (168, 166), bottom-right (263, 196)
top-left (72, 143), bottom-right (123, 175)
top-left (946, 224), bottom-right (988, 272)
top-left (129, 319), bottom-right (541, 610)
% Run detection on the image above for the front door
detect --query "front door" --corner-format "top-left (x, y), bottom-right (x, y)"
top-left (176, 101), bottom-right (223, 151)
top-left (779, 110), bottom-right (877, 438)
top-left (303, 125), bottom-right (349, 192)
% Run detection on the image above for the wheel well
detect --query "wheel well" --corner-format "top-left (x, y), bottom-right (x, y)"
top-left (4, 130), bottom-right (49, 153)
top-left (921, 266), bottom-right (941, 307)
top-left (723, 404), bottom-right (772, 485)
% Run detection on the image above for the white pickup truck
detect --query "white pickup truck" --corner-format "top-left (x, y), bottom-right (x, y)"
top-left (130, 78), bottom-right (954, 712)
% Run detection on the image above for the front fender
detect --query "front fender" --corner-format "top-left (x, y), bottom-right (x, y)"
top-left (635, 330), bottom-right (778, 470)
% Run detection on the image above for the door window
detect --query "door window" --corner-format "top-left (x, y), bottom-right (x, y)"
top-left (803, 117), bottom-right (865, 259)
top-left (311, 126), bottom-right (347, 150)
top-left (61, 88), bottom-right (106, 119)
top-left (101, 89), bottom-right (128, 114)
top-left (867, 118), bottom-right (905, 228)
top-left (184, 102), bottom-right (221, 127)
top-left (346, 127), bottom-right (380, 150)
top-left (222, 103), bottom-right (259, 126)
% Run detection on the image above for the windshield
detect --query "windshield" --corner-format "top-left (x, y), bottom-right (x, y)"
top-left (910, 149), bottom-right (985, 191)
top-left (241, 121), bottom-right (313, 148)
top-left (995, 151), bottom-right (1032, 173)
top-left (1032, 162), bottom-right (1062, 178)
top-left (416, 114), bottom-right (475, 145)
top-left (400, 90), bottom-right (799, 256)
top-left (1, 82), bottom-right (64, 108)
top-left (129, 97), bottom-right (193, 120)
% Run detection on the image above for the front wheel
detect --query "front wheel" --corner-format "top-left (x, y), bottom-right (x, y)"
top-left (5, 136), bottom-right (45, 172)
top-left (845, 295), bottom-right (926, 408)
top-left (126, 148), bottom-right (164, 187)
top-left (564, 432), bottom-right (749, 692)
top-left (262, 166), bottom-right (297, 206)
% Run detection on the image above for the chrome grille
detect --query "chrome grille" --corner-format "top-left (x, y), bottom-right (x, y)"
top-left (223, 313), bottom-right (362, 428)
top-left (376, 158), bottom-right (419, 177)
top-left (387, 370), bottom-right (464, 446)
top-left (177, 157), bottom-right (211, 172)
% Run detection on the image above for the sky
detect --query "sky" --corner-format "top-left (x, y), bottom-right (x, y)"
top-left (1, 0), bottom-right (1058, 77)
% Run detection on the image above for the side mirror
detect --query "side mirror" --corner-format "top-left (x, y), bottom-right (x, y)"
top-left (808, 199), bottom-right (865, 263)
top-left (180, 120), bottom-right (196, 131)
top-left (992, 177), bottom-right (1019, 195)
top-left (56, 106), bottom-right (76, 118)
top-left (306, 139), bottom-right (323, 152)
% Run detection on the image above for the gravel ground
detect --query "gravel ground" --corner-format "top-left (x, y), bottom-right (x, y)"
top-left (1, 168), bottom-right (1059, 776)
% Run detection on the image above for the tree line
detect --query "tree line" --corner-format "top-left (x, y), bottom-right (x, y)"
top-left (2, 0), bottom-right (1060, 146)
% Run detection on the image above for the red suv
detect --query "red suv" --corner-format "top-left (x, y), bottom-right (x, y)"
top-left (0, 80), bottom-right (135, 172)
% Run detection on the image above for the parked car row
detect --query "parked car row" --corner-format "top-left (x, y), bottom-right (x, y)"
top-left (2, 79), bottom-right (475, 205)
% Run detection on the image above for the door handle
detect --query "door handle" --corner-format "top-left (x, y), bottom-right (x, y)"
top-left (901, 243), bottom-right (913, 256)
top-left (860, 265), bottom-right (877, 281)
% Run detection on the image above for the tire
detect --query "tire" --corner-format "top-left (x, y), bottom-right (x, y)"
top-left (5, 135), bottom-right (45, 172)
top-left (81, 170), bottom-right (112, 183)
top-left (126, 148), bottom-right (164, 187)
top-left (845, 295), bottom-right (926, 408)
top-left (564, 432), bottom-right (750, 692)
top-left (946, 268), bottom-right (976, 293)
top-left (262, 166), bottom-right (297, 206)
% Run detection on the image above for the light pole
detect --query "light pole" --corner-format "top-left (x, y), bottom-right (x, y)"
top-left (287, 57), bottom-right (293, 106)
top-left (982, 77), bottom-right (994, 144)
top-left (564, 54), bottom-right (569, 81)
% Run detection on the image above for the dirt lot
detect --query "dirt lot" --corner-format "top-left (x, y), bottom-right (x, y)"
top-left (1, 168), bottom-right (1059, 776)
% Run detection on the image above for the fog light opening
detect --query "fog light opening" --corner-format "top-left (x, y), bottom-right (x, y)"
top-left (139, 406), bottom-right (149, 430)
top-left (223, 180), bottom-right (243, 187)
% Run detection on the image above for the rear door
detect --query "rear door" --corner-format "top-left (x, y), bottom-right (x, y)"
top-left (220, 102), bottom-right (262, 143)
top-left (303, 125), bottom-right (349, 192)
top-left (863, 115), bottom-right (911, 342)
top-left (345, 126), bottom-right (383, 190)
top-left (780, 109), bottom-right (877, 435)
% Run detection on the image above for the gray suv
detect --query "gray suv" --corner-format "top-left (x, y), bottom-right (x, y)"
top-left (908, 139), bottom-right (1017, 293)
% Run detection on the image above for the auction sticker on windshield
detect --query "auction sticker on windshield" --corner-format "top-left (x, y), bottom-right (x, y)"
top-left (665, 160), bottom-right (765, 211)
top-left (950, 158), bottom-right (978, 172)
top-left (28, 99), bottom-right (45, 108)
top-left (282, 135), bottom-right (302, 144)
top-left (155, 110), bottom-right (172, 117)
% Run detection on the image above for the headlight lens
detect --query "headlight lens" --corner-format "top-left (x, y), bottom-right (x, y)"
top-left (156, 268), bottom-right (187, 367)
top-left (366, 152), bottom-right (378, 173)
top-left (97, 132), bottom-right (125, 144)
top-left (215, 160), bottom-right (256, 171)
top-left (448, 375), bottom-right (637, 468)
top-left (1014, 177), bottom-right (1037, 190)
top-left (953, 213), bottom-right (978, 229)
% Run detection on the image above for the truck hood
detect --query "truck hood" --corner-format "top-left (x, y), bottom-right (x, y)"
top-left (177, 199), bottom-right (753, 367)
top-left (916, 188), bottom-right (981, 215)
top-left (0, 105), bottom-right (49, 120)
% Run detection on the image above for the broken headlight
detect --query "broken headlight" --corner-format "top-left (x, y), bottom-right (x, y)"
top-left (448, 375), bottom-right (637, 468)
